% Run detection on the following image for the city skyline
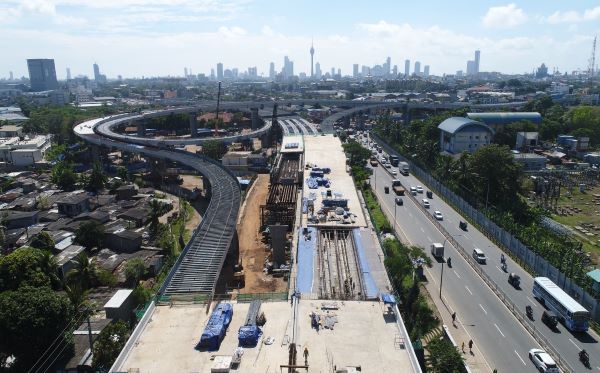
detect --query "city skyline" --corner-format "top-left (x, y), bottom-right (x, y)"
top-left (1, 1), bottom-right (599, 78)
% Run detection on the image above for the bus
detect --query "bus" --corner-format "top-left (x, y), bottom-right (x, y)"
top-left (532, 277), bottom-right (590, 332)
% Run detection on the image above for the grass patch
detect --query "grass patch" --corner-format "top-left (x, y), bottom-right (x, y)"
top-left (363, 188), bottom-right (392, 234)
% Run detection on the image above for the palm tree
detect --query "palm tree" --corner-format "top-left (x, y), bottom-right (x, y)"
top-left (66, 252), bottom-right (96, 290)
top-left (39, 250), bottom-right (60, 289)
top-left (149, 199), bottom-right (164, 232)
top-left (64, 282), bottom-right (88, 314)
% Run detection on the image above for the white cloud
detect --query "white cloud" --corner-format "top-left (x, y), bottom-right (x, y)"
top-left (261, 25), bottom-right (274, 36)
top-left (545, 6), bottom-right (600, 24)
top-left (20, 0), bottom-right (56, 14)
top-left (482, 4), bottom-right (527, 28)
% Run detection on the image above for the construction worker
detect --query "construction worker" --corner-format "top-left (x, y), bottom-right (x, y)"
top-left (303, 346), bottom-right (309, 365)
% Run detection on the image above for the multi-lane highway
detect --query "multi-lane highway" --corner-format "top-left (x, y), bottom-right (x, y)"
top-left (365, 136), bottom-right (599, 372)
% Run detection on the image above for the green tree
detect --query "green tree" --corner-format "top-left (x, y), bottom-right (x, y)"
top-left (0, 286), bottom-right (74, 371)
top-left (117, 166), bottom-right (128, 181)
top-left (29, 231), bottom-right (56, 252)
top-left (468, 144), bottom-right (522, 209)
top-left (66, 252), bottom-right (97, 290)
top-left (51, 161), bottom-right (78, 191)
top-left (149, 199), bottom-right (167, 232)
top-left (426, 338), bottom-right (465, 373)
top-left (124, 258), bottom-right (146, 286)
top-left (342, 141), bottom-right (371, 167)
top-left (202, 139), bottom-right (226, 160)
top-left (92, 320), bottom-right (130, 372)
top-left (0, 247), bottom-right (59, 291)
top-left (74, 221), bottom-right (105, 250)
top-left (86, 161), bottom-right (107, 192)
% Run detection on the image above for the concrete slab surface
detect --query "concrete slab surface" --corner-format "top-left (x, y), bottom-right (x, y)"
top-left (303, 135), bottom-right (366, 228)
top-left (118, 300), bottom-right (412, 372)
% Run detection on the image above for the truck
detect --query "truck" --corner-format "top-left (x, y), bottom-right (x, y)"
top-left (392, 179), bottom-right (405, 195)
top-left (390, 155), bottom-right (399, 167)
top-left (431, 243), bottom-right (444, 258)
top-left (369, 156), bottom-right (378, 167)
top-left (399, 161), bottom-right (410, 176)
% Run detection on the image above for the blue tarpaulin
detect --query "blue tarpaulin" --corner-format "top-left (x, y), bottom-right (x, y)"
top-left (238, 325), bottom-right (262, 346)
top-left (381, 293), bottom-right (397, 305)
top-left (197, 303), bottom-right (233, 350)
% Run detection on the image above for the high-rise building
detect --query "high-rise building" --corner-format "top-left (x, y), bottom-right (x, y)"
top-left (310, 40), bottom-right (315, 78)
top-left (392, 65), bottom-right (398, 76)
top-left (184, 67), bottom-right (188, 78)
top-left (93, 62), bottom-right (106, 82)
top-left (424, 65), bottom-right (430, 78)
top-left (9, 71), bottom-right (13, 80)
top-left (216, 63), bottom-right (223, 80)
top-left (385, 56), bottom-right (391, 76)
top-left (27, 59), bottom-right (58, 91)
top-left (248, 67), bottom-right (257, 77)
top-left (466, 60), bottom-right (475, 75)
top-left (66, 68), bottom-right (71, 81)
top-left (362, 65), bottom-right (369, 77)
top-left (414, 61), bottom-right (421, 76)
top-left (353, 64), bottom-right (359, 78)
top-left (337, 68), bottom-right (341, 77)
top-left (315, 62), bottom-right (322, 79)
top-left (269, 62), bottom-right (275, 79)
top-left (283, 56), bottom-right (294, 79)
top-left (474, 50), bottom-right (480, 74)
top-left (404, 59), bottom-right (410, 77)
top-left (210, 68), bottom-right (215, 80)
top-left (331, 67), bottom-right (335, 77)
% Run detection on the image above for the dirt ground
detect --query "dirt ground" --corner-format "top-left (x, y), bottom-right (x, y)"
top-left (236, 174), bottom-right (287, 293)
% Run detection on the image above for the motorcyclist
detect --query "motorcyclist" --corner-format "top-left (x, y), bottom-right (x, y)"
top-left (501, 253), bottom-right (505, 264)
top-left (447, 257), bottom-right (452, 267)
top-left (580, 349), bottom-right (589, 362)
top-left (526, 305), bottom-right (532, 316)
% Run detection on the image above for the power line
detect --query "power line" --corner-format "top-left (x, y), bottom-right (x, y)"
top-left (27, 312), bottom-right (87, 373)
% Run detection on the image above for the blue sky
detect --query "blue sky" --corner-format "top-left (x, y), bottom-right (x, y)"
top-left (1, 0), bottom-right (599, 79)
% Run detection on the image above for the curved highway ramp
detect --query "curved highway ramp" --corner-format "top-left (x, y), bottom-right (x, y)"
top-left (74, 115), bottom-right (240, 296)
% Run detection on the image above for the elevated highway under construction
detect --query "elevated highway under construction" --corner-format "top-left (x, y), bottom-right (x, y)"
top-left (73, 98), bottom-right (522, 372)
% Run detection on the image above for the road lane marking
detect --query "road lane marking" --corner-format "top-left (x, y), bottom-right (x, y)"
top-left (479, 304), bottom-right (487, 315)
top-left (569, 338), bottom-right (581, 351)
top-left (463, 234), bottom-right (470, 240)
top-left (420, 227), bottom-right (424, 233)
top-left (408, 212), bottom-right (413, 218)
top-left (514, 351), bottom-right (526, 365)
top-left (527, 296), bottom-right (538, 307)
top-left (494, 323), bottom-right (505, 338)
top-left (426, 236), bottom-right (432, 242)
top-left (453, 270), bottom-right (461, 279)
top-left (465, 286), bottom-right (472, 295)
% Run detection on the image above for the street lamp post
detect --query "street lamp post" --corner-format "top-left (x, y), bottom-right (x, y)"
top-left (439, 234), bottom-right (462, 299)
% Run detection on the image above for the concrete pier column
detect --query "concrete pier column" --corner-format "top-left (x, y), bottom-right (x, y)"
top-left (251, 108), bottom-right (260, 130)
top-left (137, 117), bottom-right (147, 137)
top-left (189, 112), bottom-right (198, 137)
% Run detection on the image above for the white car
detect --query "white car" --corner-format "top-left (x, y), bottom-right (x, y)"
top-left (433, 211), bottom-right (443, 220)
top-left (410, 186), bottom-right (417, 195)
top-left (384, 163), bottom-right (391, 168)
top-left (422, 199), bottom-right (430, 208)
top-left (391, 169), bottom-right (398, 176)
top-left (529, 349), bottom-right (559, 373)
top-left (416, 186), bottom-right (423, 193)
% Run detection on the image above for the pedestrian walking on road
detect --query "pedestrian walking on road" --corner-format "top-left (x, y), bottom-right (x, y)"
top-left (303, 346), bottom-right (309, 365)
top-left (452, 312), bottom-right (457, 324)
top-left (468, 339), bottom-right (473, 353)
top-left (461, 341), bottom-right (465, 353)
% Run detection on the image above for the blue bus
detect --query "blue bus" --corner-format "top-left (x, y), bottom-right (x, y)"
top-left (533, 277), bottom-right (590, 332)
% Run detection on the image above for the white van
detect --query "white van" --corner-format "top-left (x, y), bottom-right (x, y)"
top-left (472, 248), bottom-right (487, 264)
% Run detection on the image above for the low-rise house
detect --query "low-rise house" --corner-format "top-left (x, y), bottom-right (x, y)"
top-left (5, 210), bottom-right (39, 229)
top-left (54, 244), bottom-right (86, 278)
top-left (105, 222), bottom-right (142, 252)
top-left (118, 208), bottom-right (149, 227)
top-left (513, 153), bottom-right (547, 172)
top-left (104, 289), bottom-right (134, 321)
top-left (57, 193), bottom-right (90, 217)
top-left (62, 318), bottom-right (112, 373)
top-left (116, 185), bottom-right (137, 200)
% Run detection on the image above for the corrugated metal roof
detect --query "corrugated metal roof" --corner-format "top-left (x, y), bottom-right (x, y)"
top-left (467, 112), bottom-right (542, 124)
top-left (438, 117), bottom-right (492, 134)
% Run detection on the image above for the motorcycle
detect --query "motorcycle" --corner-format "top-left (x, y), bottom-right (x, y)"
top-left (580, 350), bottom-right (590, 368)
top-left (526, 305), bottom-right (533, 320)
top-left (447, 257), bottom-right (452, 267)
top-left (501, 262), bottom-right (507, 272)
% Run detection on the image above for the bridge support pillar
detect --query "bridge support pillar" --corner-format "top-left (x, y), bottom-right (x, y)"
top-left (189, 112), bottom-right (198, 137)
top-left (251, 107), bottom-right (260, 130)
top-left (403, 105), bottom-right (412, 126)
top-left (261, 134), bottom-right (269, 148)
top-left (137, 118), bottom-right (147, 137)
